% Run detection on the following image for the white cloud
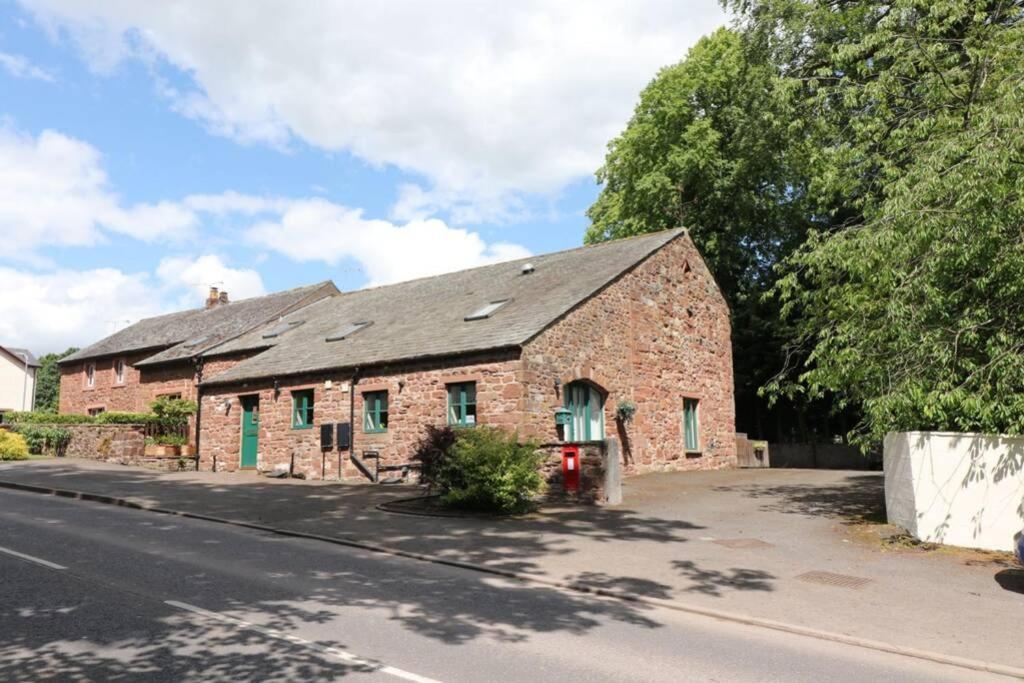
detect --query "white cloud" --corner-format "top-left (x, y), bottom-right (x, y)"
top-left (0, 125), bottom-right (197, 254)
top-left (0, 266), bottom-right (161, 354)
top-left (0, 254), bottom-right (266, 354)
top-left (21, 0), bottom-right (726, 218)
top-left (247, 198), bottom-right (531, 286)
top-left (0, 51), bottom-right (55, 81)
top-left (156, 253), bottom-right (265, 307)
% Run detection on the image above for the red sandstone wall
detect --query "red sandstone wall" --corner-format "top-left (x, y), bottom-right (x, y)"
top-left (59, 352), bottom-right (254, 417)
top-left (196, 233), bottom-right (734, 480)
top-left (59, 352), bottom-right (156, 415)
top-left (198, 351), bottom-right (522, 479)
top-left (522, 232), bottom-right (736, 474)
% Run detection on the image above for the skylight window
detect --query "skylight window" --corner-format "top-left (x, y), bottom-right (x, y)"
top-left (465, 299), bottom-right (510, 321)
top-left (325, 321), bottom-right (372, 342)
top-left (262, 320), bottom-right (305, 339)
top-left (183, 336), bottom-right (209, 348)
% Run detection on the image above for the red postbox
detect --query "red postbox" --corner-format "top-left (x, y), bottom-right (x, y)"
top-left (561, 445), bottom-right (580, 492)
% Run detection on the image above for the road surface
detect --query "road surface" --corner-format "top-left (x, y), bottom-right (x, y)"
top-left (0, 488), bottom-right (1007, 681)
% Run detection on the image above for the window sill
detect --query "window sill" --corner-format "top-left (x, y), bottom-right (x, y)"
top-left (292, 425), bottom-right (313, 431)
top-left (364, 429), bottom-right (388, 435)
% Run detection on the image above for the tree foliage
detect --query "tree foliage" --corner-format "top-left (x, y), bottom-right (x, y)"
top-left (589, 2), bottom-right (1024, 445)
top-left (586, 27), bottom-right (839, 440)
top-left (733, 0), bottom-right (1024, 442)
top-left (33, 347), bottom-right (78, 413)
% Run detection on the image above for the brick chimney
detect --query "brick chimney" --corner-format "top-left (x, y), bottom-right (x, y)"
top-left (205, 286), bottom-right (221, 309)
top-left (218, 290), bottom-right (229, 305)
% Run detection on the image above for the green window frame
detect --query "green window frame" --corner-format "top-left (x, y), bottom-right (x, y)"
top-left (447, 382), bottom-right (477, 427)
top-left (564, 381), bottom-right (605, 442)
top-left (291, 389), bottom-right (314, 429)
top-left (683, 398), bottom-right (700, 451)
top-left (363, 390), bottom-right (389, 433)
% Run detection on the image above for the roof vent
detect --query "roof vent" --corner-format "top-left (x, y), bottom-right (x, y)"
top-left (183, 336), bottom-right (209, 348)
top-left (521, 263), bottom-right (536, 275)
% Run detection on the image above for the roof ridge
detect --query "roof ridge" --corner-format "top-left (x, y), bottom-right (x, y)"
top-left (336, 227), bottom-right (687, 297)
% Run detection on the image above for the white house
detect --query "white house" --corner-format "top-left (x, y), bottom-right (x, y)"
top-left (0, 346), bottom-right (39, 412)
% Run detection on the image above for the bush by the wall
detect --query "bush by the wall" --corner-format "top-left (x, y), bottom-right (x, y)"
top-left (2, 412), bottom-right (94, 425)
top-left (435, 427), bottom-right (544, 514)
top-left (146, 434), bottom-right (189, 447)
top-left (150, 397), bottom-right (197, 428)
top-left (95, 411), bottom-right (160, 426)
top-left (412, 424), bottom-right (460, 490)
top-left (0, 430), bottom-right (30, 460)
top-left (1, 411), bottom-right (160, 426)
top-left (9, 425), bottom-right (72, 456)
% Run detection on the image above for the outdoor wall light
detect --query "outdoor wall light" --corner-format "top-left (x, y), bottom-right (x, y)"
top-left (273, 378), bottom-right (281, 400)
top-left (398, 379), bottom-right (406, 391)
top-left (553, 378), bottom-right (562, 394)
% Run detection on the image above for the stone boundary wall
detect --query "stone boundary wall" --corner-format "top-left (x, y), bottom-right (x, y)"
top-left (884, 431), bottom-right (1024, 552)
top-left (17, 423), bottom-right (193, 472)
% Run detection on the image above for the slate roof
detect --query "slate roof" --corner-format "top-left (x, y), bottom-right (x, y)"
top-left (1, 347), bottom-right (40, 367)
top-left (203, 229), bottom-right (687, 386)
top-left (61, 282), bottom-right (338, 366)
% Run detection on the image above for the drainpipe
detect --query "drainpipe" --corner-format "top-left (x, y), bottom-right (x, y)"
top-left (193, 357), bottom-right (204, 471)
top-left (20, 353), bottom-right (29, 411)
top-left (344, 367), bottom-right (360, 481)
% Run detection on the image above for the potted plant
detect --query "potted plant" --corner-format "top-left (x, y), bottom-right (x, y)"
top-left (147, 434), bottom-right (188, 457)
top-left (616, 399), bottom-right (637, 423)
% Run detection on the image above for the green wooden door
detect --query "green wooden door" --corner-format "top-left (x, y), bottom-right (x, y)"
top-left (240, 395), bottom-right (259, 468)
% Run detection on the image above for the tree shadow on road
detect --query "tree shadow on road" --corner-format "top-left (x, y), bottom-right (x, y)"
top-left (671, 561), bottom-right (776, 597)
top-left (711, 474), bottom-right (885, 524)
top-left (0, 461), bottom-right (793, 679)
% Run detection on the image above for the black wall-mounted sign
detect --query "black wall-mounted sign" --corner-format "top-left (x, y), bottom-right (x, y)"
top-left (337, 422), bottom-right (351, 451)
top-left (320, 423), bottom-right (334, 451)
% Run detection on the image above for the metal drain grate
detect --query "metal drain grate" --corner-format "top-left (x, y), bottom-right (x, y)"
top-left (713, 538), bottom-right (774, 549)
top-left (796, 570), bottom-right (873, 590)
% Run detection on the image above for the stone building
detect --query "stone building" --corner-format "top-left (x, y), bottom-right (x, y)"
top-left (195, 229), bottom-right (735, 479)
top-left (58, 282), bottom-right (339, 419)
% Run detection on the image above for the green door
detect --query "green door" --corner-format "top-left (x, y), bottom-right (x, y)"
top-left (240, 395), bottom-right (259, 468)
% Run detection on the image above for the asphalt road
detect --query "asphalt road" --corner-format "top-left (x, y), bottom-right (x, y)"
top-left (0, 488), bottom-right (1009, 682)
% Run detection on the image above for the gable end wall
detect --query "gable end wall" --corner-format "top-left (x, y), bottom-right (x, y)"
top-left (521, 233), bottom-right (736, 473)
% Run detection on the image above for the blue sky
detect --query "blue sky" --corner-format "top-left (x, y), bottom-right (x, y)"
top-left (0, 1), bottom-right (724, 354)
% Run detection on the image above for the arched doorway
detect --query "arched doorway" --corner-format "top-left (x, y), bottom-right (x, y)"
top-left (564, 380), bottom-right (606, 442)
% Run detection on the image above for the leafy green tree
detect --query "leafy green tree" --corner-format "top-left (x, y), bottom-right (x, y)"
top-left (33, 347), bottom-right (78, 413)
top-left (587, 27), bottom-right (840, 440)
top-left (731, 0), bottom-right (1024, 442)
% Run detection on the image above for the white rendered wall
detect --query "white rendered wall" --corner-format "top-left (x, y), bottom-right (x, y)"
top-left (0, 352), bottom-right (35, 411)
top-left (884, 432), bottom-right (1024, 552)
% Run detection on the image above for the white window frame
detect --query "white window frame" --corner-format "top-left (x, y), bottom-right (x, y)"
top-left (85, 363), bottom-right (96, 388)
top-left (115, 358), bottom-right (126, 384)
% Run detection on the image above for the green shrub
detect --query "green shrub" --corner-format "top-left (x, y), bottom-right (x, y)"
top-left (435, 427), bottom-right (544, 514)
top-left (150, 397), bottom-right (197, 428)
top-left (95, 411), bottom-right (160, 425)
top-left (10, 425), bottom-right (72, 455)
top-left (412, 424), bottom-right (460, 490)
top-left (2, 412), bottom-right (94, 425)
top-left (0, 430), bottom-right (30, 460)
